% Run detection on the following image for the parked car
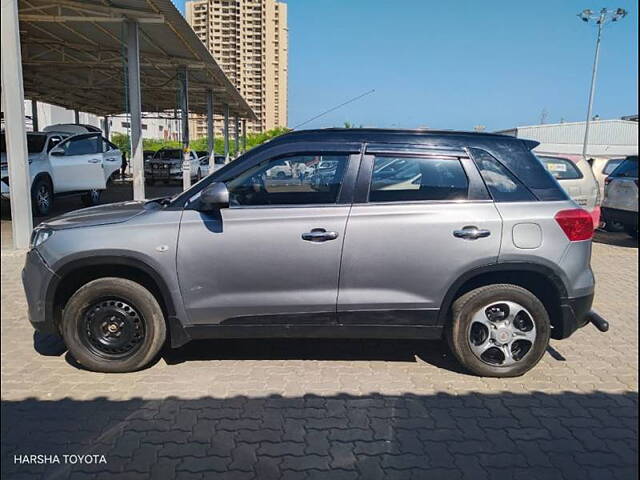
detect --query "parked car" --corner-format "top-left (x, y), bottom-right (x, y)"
top-left (23, 129), bottom-right (606, 376)
top-left (590, 157), bottom-right (625, 200)
top-left (1, 131), bottom-right (121, 216)
top-left (199, 154), bottom-right (226, 176)
top-left (537, 155), bottom-right (600, 228)
top-left (144, 148), bottom-right (201, 185)
top-left (42, 123), bottom-right (102, 135)
top-left (601, 156), bottom-right (638, 238)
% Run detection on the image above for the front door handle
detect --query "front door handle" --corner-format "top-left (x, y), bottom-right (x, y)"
top-left (453, 226), bottom-right (491, 240)
top-left (87, 158), bottom-right (101, 164)
top-left (302, 228), bottom-right (339, 242)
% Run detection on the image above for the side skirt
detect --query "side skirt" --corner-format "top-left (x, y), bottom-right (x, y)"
top-left (173, 324), bottom-right (443, 347)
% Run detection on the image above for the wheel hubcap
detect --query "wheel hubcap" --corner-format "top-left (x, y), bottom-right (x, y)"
top-left (468, 301), bottom-right (536, 367)
top-left (81, 299), bottom-right (145, 359)
top-left (37, 186), bottom-right (50, 209)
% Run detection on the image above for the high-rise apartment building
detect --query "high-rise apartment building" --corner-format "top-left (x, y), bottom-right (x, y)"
top-left (186, 0), bottom-right (288, 137)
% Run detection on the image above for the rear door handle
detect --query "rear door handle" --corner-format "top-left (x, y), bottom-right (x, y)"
top-left (87, 158), bottom-right (101, 164)
top-left (302, 228), bottom-right (339, 242)
top-left (453, 226), bottom-right (491, 240)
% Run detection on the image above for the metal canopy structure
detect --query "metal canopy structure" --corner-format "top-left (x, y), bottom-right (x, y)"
top-left (18, 0), bottom-right (256, 120)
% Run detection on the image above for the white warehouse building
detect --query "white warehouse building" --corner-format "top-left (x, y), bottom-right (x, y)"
top-left (497, 118), bottom-right (638, 160)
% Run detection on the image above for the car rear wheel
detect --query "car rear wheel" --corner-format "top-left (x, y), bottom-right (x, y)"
top-left (446, 284), bottom-right (550, 377)
top-left (81, 189), bottom-right (101, 207)
top-left (31, 177), bottom-right (53, 216)
top-left (61, 278), bottom-right (166, 373)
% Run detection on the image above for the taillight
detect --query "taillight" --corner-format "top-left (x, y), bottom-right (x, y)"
top-left (555, 209), bottom-right (594, 241)
top-left (604, 176), bottom-right (612, 186)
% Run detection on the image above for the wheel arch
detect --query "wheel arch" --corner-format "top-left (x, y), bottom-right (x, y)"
top-left (46, 255), bottom-right (177, 334)
top-left (32, 172), bottom-right (53, 190)
top-left (438, 262), bottom-right (568, 332)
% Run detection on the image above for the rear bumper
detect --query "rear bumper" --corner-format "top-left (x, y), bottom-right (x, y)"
top-left (602, 207), bottom-right (638, 229)
top-left (553, 293), bottom-right (595, 340)
top-left (22, 249), bottom-right (59, 334)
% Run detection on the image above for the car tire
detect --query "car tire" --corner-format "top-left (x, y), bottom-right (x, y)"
top-left (196, 168), bottom-right (202, 181)
top-left (81, 189), bottom-right (101, 207)
top-left (446, 284), bottom-right (550, 378)
top-left (603, 220), bottom-right (624, 232)
top-left (61, 278), bottom-right (166, 373)
top-left (31, 177), bottom-right (53, 216)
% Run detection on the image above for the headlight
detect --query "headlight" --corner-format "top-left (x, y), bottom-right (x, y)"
top-left (30, 227), bottom-right (53, 249)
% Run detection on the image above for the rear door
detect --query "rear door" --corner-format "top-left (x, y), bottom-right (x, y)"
top-left (337, 145), bottom-right (502, 325)
top-left (102, 137), bottom-right (122, 181)
top-left (49, 133), bottom-right (106, 192)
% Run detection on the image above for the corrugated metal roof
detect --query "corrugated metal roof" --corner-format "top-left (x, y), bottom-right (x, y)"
top-left (497, 120), bottom-right (638, 146)
top-left (18, 0), bottom-right (256, 120)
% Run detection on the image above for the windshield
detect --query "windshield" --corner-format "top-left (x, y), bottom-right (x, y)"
top-left (0, 133), bottom-right (47, 154)
top-left (153, 149), bottom-right (182, 160)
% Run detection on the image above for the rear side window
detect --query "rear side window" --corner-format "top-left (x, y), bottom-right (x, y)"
top-left (369, 156), bottom-right (468, 202)
top-left (603, 158), bottom-right (624, 175)
top-left (470, 149), bottom-right (536, 202)
top-left (538, 156), bottom-right (583, 180)
top-left (610, 157), bottom-right (638, 178)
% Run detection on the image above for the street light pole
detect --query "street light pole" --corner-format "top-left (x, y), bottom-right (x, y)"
top-left (578, 8), bottom-right (627, 160)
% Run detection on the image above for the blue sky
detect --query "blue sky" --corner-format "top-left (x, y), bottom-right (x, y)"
top-left (175, 0), bottom-right (638, 131)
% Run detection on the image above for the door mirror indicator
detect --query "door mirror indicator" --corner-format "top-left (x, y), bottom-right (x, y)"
top-left (199, 182), bottom-right (229, 210)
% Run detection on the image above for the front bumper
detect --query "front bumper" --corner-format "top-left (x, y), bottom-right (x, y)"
top-left (22, 248), bottom-right (59, 334)
top-left (553, 292), bottom-right (596, 339)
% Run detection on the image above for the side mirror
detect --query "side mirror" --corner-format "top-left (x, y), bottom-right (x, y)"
top-left (199, 182), bottom-right (229, 211)
top-left (50, 148), bottom-right (65, 156)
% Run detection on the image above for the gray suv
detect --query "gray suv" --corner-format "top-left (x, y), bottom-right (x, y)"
top-left (22, 129), bottom-right (608, 376)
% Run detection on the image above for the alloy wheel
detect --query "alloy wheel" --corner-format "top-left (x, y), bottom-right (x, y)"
top-left (467, 301), bottom-right (536, 366)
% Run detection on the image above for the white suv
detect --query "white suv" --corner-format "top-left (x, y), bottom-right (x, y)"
top-left (1, 131), bottom-right (122, 216)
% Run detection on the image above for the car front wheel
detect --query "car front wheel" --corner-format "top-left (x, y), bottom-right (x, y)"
top-left (61, 278), bottom-right (166, 373)
top-left (446, 284), bottom-right (550, 377)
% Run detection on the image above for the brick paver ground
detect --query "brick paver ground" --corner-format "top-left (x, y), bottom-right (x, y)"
top-left (1, 228), bottom-right (637, 479)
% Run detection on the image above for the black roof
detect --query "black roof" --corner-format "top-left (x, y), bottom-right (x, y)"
top-left (268, 128), bottom-right (527, 148)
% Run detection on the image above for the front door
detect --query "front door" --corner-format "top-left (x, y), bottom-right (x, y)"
top-left (177, 150), bottom-right (358, 325)
top-left (50, 133), bottom-right (106, 192)
top-left (337, 149), bottom-right (502, 325)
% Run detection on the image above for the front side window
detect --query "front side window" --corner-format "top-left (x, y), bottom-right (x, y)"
top-left (369, 156), bottom-right (468, 202)
top-left (227, 154), bottom-right (349, 206)
top-left (60, 135), bottom-right (101, 156)
top-left (470, 149), bottom-right (536, 202)
top-left (538, 156), bottom-right (583, 180)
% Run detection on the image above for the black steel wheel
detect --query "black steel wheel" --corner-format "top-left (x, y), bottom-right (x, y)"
top-left (61, 277), bottom-right (166, 373)
top-left (81, 298), bottom-right (146, 360)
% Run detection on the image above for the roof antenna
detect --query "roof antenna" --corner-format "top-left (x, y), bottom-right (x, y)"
top-left (291, 89), bottom-right (375, 130)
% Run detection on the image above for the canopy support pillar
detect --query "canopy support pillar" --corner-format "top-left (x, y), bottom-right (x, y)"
top-left (31, 100), bottom-right (39, 131)
top-left (1, 0), bottom-right (33, 249)
top-left (223, 105), bottom-right (230, 163)
top-left (127, 20), bottom-right (145, 200)
top-left (178, 67), bottom-right (191, 191)
top-left (206, 89), bottom-right (215, 171)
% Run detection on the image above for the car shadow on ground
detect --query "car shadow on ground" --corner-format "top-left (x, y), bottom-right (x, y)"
top-left (162, 338), bottom-right (466, 372)
top-left (593, 230), bottom-right (638, 248)
top-left (2, 391), bottom-right (637, 479)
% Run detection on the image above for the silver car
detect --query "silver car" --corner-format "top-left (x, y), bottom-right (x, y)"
top-left (22, 129), bottom-right (607, 376)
